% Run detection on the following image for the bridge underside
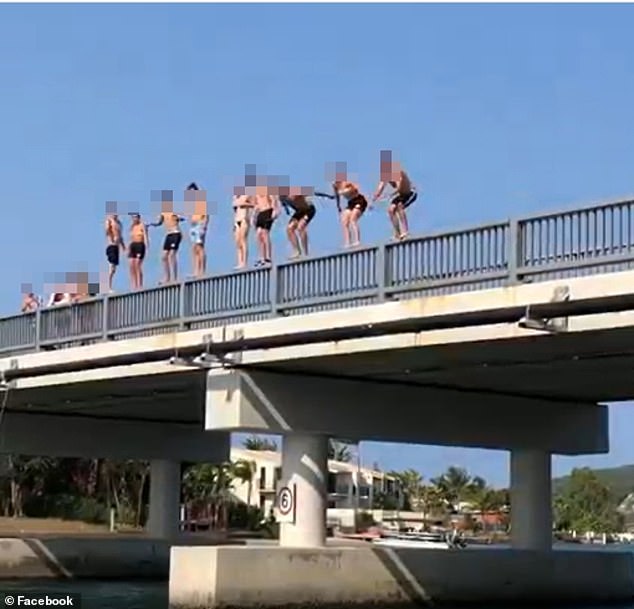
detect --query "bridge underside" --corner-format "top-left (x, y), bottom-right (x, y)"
top-left (6, 323), bottom-right (634, 457)
top-left (241, 325), bottom-right (634, 403)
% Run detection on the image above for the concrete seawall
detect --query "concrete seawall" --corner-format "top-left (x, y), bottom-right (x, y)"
top-left (169, 545), bottom-right (634, 607)
top-left (0, 536), bottom-right (210, 580)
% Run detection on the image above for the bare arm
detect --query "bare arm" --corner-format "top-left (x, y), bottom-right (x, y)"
top-left (331, 182), bottom-right (341, 212)
top-left (149, 215), bottom-right (163, 228)
top-left (373, 181), bottom-right (387, 201)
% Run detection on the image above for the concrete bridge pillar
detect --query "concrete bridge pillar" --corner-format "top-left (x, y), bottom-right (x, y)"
top-left (148, 459), bottom-right (181, 538)
top-left (510, 449), bottom-right (552, 550)
top-left (279, 433), bottom-right (328, 548)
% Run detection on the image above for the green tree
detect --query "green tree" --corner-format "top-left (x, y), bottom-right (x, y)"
top-left (328, 440), bottom-right (352, 463)
top-left (390, 469), bottom-right (423, 511)
top-left (553, 467), bottom-right (622, 533)
top-left (431, 466), bottom-right (472, 513)
top-left (232, 459), bottom-right (256, 506)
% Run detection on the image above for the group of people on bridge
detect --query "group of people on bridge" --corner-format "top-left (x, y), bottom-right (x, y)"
top-left (21, 151), bottom-right (419, 308)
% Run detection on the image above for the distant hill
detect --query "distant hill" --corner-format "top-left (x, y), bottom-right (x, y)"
top-left (553, 464), bottom-right (634, 501)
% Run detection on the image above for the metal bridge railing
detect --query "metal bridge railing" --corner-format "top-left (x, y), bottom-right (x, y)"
top-left (3, 197), bottom-right (634, 355)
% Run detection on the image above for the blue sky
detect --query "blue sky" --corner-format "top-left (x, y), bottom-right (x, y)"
top-left (2, 3), bottom-right (634, 486)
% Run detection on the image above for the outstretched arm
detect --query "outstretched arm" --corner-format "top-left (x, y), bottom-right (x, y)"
top-left (149, 215), bottom-right (163, 228)
top-left (331, 182), bottom-right (342, 212)
top-left (373, 181), bottom-right (387, 202)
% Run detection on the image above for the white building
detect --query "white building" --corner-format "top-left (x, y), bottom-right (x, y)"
top-left (230, 447), bottom-right (403, 525)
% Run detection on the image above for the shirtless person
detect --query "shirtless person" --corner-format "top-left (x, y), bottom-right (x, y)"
top-left (373, 150), bottom-right (417, 240)
top-left (150, 193), bottom-right (185, 284)
top-left (332, 173), bottom-right (370, 248)
top-left (104, 209), bottom-right (125, 291)
top-left (128, 213), bottom-right (149, 289)
top-left (279, 186), bottom-right (316, 258)
top-left (186, 183), bottom-right (209, 278)
top-left (232, 187), bottom-right (254, 269)
top-left (253, 184), bottom-right (280, 266)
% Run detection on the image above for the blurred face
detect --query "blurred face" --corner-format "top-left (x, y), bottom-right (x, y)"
top-left (161, 201), bottom-right (173, 213)
top-left (132, 214), bottom-right (140, 224)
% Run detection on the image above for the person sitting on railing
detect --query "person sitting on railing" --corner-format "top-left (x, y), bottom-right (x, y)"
top-left (253, 183), bottom-right (280, 267)
top-left (278, 185), bottom-right (316, 259)
top-left (232, 187), bottom-right (254, 269)
top-left (148, 191), bottom-right (185, 284)
top-left (20, 287), bottom-right (40, 314)
top-left (186, 182), bottom-right (209, 279)
top-left (332, 170), bottom-right (370, 248)
top-left (372, 150), bottom-right (417, 242)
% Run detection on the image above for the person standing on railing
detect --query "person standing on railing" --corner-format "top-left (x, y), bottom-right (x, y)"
top-left (372, 150), bottom-right (417, 241)
top-left (104, 206), bottom-right (126, 292)
top-left (253, 183), bottom-right (280, 267)
top-left (128, 213), bottom-right (148, 290)
top-left (332, 175), bottom-right (370, 248)
top-left (186, 183), bottom-right (209, 278)
top-left (233, 187), bottom-right (254, 269)
top-left (149, 192), bottom-right (185, 284)
top-left (278, 185), bottom-right (316, 259)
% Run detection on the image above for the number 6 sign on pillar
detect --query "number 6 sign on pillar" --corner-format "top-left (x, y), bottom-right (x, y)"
top-left (275, 484), bottom-right (296, 524)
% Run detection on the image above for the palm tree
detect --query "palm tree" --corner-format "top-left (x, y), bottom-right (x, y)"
top-left (232, 459), bottom-right (256, 506)
top-left (328, 440), bottom-right (352, 463)
top-left (243, 436), bottom-right (278, 451)
top-left (431, 466), bottom-right (472, 513)
top-left (390, 469), bottom-right (423, 511)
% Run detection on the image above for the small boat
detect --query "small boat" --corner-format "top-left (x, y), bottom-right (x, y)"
top-left (372, 531), bottom-right (467, 550)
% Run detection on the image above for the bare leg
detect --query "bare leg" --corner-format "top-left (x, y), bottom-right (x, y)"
top-left (388, 204), bottom-right (401, 240)
top-left (128, 260), bottom-right (136, 290)
top-left (108, 265), bottom-right (116, 291)
top-left (263, 230), bottom-right (272, 262)
top-left (397, 205), bottom-right (409, 238)
top-left (201, 246), bottom-right (207, 276)
top-left (256, 228), bottom-right (266, 263)
top-left (161, 251), bottom-right (170, 283)
top-left (192, 245), bottom-right (199, 277)
top-left (138, 260), bottom-right (144, 289)
top-left (349, 208), bottom-right (362, 246)
top-left (297, 221), bottom-right (309, 256)
top-left (340, 210), bottom-right (351, 248)
top-left (170, 251), bottom-right (178, 282)
top-left (287, 220), bottom-right (300, 258)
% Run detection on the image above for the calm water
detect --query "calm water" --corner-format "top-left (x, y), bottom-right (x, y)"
top-left (2, 579), bottom-right (634, 609)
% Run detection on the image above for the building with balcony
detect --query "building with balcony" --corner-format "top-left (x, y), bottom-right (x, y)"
top-left (230, 447), bottom-right (403, 522)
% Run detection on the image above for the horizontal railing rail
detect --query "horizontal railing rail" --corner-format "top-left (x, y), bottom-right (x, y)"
top-left (4, 196), bottom-right (634, 356)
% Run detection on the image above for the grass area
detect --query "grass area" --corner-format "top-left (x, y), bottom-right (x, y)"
top-left (0, 517), bottom-right (141, 536)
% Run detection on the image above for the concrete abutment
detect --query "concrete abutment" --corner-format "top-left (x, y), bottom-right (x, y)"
top-left (168, 546), bottom-right (634, 608)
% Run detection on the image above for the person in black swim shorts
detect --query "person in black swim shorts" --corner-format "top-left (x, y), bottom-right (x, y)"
top-left (279, 185), bottom-right (316, 258)
top-left (104, 207), bottom-right (125, 292)
top-left (150, 192), bottom-right (185, 283)
top-left (332, 171), bottom-right (370, 248)
top-left (128, 213), bottom-right (148, 289)
top-left (253, 184), bottom-right (280, 266)
top-left (373, 150), bottom-right (418, 241)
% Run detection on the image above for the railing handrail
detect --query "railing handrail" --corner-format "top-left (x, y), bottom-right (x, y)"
top-left (515, 194), bottom-right (634, 224)
top-left (4, 195), bottom-right (634, 355)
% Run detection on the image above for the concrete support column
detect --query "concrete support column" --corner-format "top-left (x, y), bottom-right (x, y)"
top-left (148, 459), bottom-right (181, 539)
top-left (279, 434), bottom-right (328, 548)
top-left (510, 449), bottom-right (552, 550)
